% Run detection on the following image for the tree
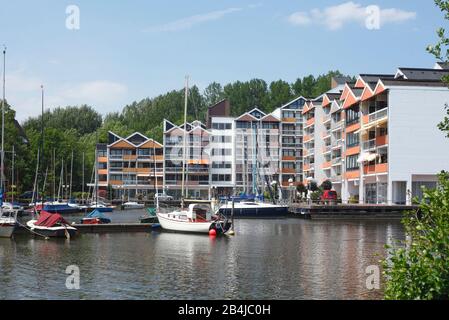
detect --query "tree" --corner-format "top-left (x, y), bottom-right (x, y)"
top-left (321, 180), bottom-right (333, 191)
top-left (204, 82), bottom-right (224, 107)
top-left (383, 172), bottom-right (449, 300)
top-left (427, 0), bottom-right (449, 137)
top-left (268, 80), bottom-right (293, 110)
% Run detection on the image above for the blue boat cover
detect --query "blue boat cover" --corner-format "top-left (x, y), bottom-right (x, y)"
top-left (86, 209), bottom-right (109, 219)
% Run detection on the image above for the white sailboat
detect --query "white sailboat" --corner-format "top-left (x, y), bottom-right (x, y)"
top-left (0, 46), bottom-right (17, 238)
top-left (156, 77), bottom-right (231, 235)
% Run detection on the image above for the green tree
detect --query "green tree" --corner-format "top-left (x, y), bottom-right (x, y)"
top-left (427, 0), bottom-right (449, 137)
top-left (204, 82), bottom-right (224, 107)
top-left (383, 172), bottom-right (449, 300)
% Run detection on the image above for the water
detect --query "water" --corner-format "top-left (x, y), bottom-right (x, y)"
top-left (0, 210), bottom-right (404, 300)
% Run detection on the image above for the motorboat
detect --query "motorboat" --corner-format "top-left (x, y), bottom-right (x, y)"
top-left (0, 210), bottom-right (17, 238)
top-left (26, 211), bottom-right (77, 238)
top-left (218, 201), bottom-right (289, 218)
top-left (122, 201), bottom-right (145, 210)
top-left (2, 202), bottom-right (24, 217)
top-left (35, 201), bottom-right (81, 214)
top-left (80, 209), bottom-right (111, 225)
top-left (156, 203), bottom-right (232, 235)
top-left (89, 201), bottom-right (114, 213)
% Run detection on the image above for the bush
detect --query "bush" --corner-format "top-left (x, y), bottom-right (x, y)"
top-left (383, 172), bottom-right (449, 300)
top-left (310, 190), bottom-right (322, 202)
top-left (321, 180), bottom-right (333, 191)
top-left (296, 183), bottom-right (307, 195)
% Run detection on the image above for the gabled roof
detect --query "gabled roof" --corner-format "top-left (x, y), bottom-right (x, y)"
top-left (395, 67), bottom-right (449, 81)
top-left (261, 114), bottom-right (280, 122)
top-left (247, 107), bottom-right (266, 119)
top-left (322, 93), bottom-right (341, 107)
top-left (330, 100), bottom-right (342, 114)
top-left (164, 119), bottom-right (211, 135)
top-left (279, 96), bottom-right (307, 110)
top-left (236, 113), bottom-right (258, 122)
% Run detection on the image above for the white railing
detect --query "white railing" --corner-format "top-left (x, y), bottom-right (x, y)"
top-left (362, 139), bottom-right (376, 151)
top-left (368, 108), bottom-right (388, 123)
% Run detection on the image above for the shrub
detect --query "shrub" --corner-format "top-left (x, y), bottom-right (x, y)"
top-left (321, 180), bottom-right (333, 191)
top-left (383, 172), bottom-right (449, 300)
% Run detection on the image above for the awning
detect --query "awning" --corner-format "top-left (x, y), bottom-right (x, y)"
top-left (357, 153), bottom-right (378, 163)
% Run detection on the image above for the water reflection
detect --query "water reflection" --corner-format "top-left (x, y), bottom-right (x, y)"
top-left (0, 217), bottom-right (404, 300)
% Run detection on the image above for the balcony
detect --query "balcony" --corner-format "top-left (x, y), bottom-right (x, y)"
top-left (332, 139), bottom-right (343, 149)
top-left (306, 117), bottom-right (315, 127)
top-left (322, 161), bottom-right (332, 170)
top-left (364, 163), bottom-right (388, 175)
top-left (322, 145), bottom-right (332, 154)
top-left (362, 135), bottom-right (389, 151)
top-left (366, 108), bottom-right (388, 125)
top-left (332, 157), bottom-right (342, 165)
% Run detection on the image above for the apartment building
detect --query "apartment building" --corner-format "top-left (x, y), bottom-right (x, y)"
top-left (208, 102), bottom-right (235, 197)
top-left (95, 132), bottom-right (163, 199)
top-left (306, 66), bottom-right (449, 204)
top-left (272, 96), bottom-right (307, 189)
top-left (163, 120), bottom-right (211, 200)
top-left (163, 99), bottom-right (298, 200)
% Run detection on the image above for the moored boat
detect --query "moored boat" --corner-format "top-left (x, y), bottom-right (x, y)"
top-left (122, 201), bottom-right (145, 210)
top-left (156, 203), bottom-right (231, 235)
top-left (26, 211), bottom-right (77, 238)
top-left (80, 209), bottom-right (111, 225)
top-left (0, 211), bottom-right (17, 238)
top-left (219, 201), bottom-right (289, 218)
top-left (89, 201), bottom-right (114, 213)
top-left (140, 207), bottom-right (159, 223)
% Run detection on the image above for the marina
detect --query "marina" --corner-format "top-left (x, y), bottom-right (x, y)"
top-left (0, 209), bottom-right (405, 300)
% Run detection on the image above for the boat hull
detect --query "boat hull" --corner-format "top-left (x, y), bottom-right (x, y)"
top-left (0, 224), bottom-right (16, 238)
top-left (26, 220), bottom-right (78, 238)
top-left (219, 204), bottom-right (289, 218)
top-left (89, 207), bottom-right (113, 213)
top-left (157, 213), bottom-right (214, 234)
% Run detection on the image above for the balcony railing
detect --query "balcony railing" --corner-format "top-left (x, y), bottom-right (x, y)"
top-left (332, 157), bottom-right (342, 165)
top-left (368, 108), bottom-right (388, 123)
top-left (362, 139), bottom-right (376, 151)
top-left (332, 139), bottom-right (343, 149)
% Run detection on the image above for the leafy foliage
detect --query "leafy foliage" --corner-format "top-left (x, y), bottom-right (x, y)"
top-left (383, 172), bottom-right (449, 300)
top-left (427, 0), bottom-right (449, 137)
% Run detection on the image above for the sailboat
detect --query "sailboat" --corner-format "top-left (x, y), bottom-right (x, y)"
top-left (0, 47), bottom-right (18, 238)
top-left (156, 77), bottom-right (232, 235)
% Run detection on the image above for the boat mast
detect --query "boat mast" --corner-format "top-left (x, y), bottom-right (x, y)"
top-left (40, 85), bottom-right (44, 202)
top-left (153, 143), bottom-right (159, 210)
top-left (81, 151), bottom-right (85, 204)
top-left (181, 76), bottom-right (189, 205)
top-left (1, 46), bottom-right (6, 201)
top-left (11, 145), bottom-right (14, 204)
top-left (57, 159), bottom-right (63, 202)
top-left (69, 150), bottom-right (73, 200)
top-left (31, 149), bottom-right (40, 205)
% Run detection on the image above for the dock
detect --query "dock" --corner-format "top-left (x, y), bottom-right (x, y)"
top-left (15, 223), bottom-right (158, 235)
top-left (288, 204), bottom-right (418, 219)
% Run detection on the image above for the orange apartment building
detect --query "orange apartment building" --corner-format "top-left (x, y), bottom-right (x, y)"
top-left (95, 132), bottom-right (163, 200)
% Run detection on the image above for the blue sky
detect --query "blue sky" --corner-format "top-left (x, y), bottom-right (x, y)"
top-left (0, 0), bottom-right (445, 121)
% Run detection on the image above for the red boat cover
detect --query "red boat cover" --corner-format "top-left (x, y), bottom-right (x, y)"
top-left (35, 211), bottom-right (70, 227)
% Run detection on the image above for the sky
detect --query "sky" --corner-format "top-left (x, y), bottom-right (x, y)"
top-left (0, 0), bottom-right (445, 121)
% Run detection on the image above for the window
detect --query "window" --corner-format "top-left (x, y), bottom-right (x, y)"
top-left (282, 163), bottom-right (296, 170)
top-left (97, 149), bottom-right (107, 157)
top-left (283, 149), bottom-right (296, 157)
top-left (110, 149), bottom-right (122, 157)
top-left (98, 163), bottom-right (107, 169)
top-left (212, 123), bottom-right (232, 130)
top-left (212, 174), bottom-right (232, 182)
top-left (212, 162), bottom-right (232, 169)
top-left (138, 149), bottom-right (150, 156)
top-left (211, 136), bottom-right (232, 143)
top-left (110, 174), bottom-right (122, 181)
top-left (346, 155), bottom-right (360, 171)
top-left (212, 149), bottom-right (232, 156)
top-left (346, 132), bottom-right (360, 148)
top-left (346, 106), bottom-right (360, 125)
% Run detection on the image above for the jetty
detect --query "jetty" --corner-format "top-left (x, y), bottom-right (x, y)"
top-left (289, 204), bottom-right (418, 220)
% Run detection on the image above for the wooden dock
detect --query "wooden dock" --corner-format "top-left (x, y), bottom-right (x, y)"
top-left (15, 223), bottom-right (158, 235)
top-left (289, 204), bottom-right (418, 220)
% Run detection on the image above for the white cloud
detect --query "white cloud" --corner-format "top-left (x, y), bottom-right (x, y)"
top-left (288, 2), bottom-right (416, 30)
top-left (144, 7), bottom-right (242, 33)
top-left (5, 70), bottom-right (128, 121)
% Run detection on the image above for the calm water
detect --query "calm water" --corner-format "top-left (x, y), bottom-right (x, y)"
top-left (0, 210), bottom-right (404, 300)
